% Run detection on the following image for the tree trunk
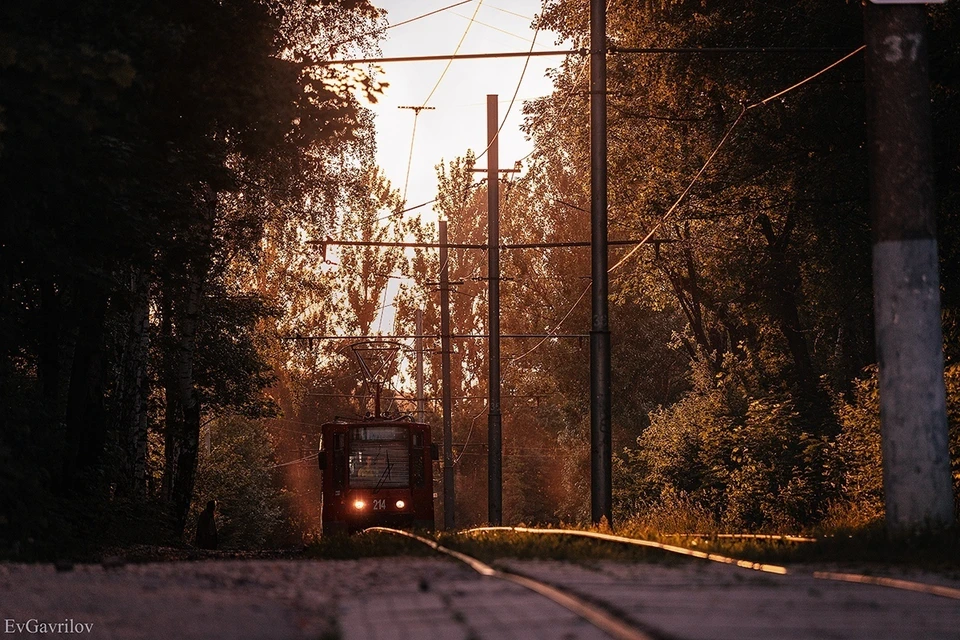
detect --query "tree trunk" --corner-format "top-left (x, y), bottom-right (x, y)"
top-left (61, 278), bottom-right (109, 490)
top-left (38, 279), bottom-right (62, 404)
top-left (162, 188), bottom-right (216, 534)
top-left (115, 270), bottom-right (151, 499)
top-left (756, 211), bottom-right (836, 435)
top-left (167, 269), bottom-right (204, 533)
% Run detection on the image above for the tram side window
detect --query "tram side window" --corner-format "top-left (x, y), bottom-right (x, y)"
top-left (411, 431), bottom-right (424, 487)
top-left (333, 433), bottom-right (346, 487)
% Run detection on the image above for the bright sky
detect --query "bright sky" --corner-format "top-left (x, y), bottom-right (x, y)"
top-left (367, 0), bottom-right (568, 215)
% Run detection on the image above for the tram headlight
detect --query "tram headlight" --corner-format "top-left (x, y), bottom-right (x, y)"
top-left (353, 499), bottom-right (366, 510)
top-left (395, 500), bottom-right (406, 509)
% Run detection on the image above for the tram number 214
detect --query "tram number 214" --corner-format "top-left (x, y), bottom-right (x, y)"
top-left (372, 499), bottom-right (387, 511)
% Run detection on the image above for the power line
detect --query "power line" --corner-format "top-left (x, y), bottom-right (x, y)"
top-left (398, 106), bottom-right (436, 204)
top-left (391, 1), bottom-right (481, 219)
top-left (485, 4), bottom-right (534, 22)
top-left (421, 0), bottom-right (484, 107)
top-left (321, 259), bottom-right (418, 281)
top-left (459, 0), bottom-right (545, 166)
top-left (451, 11), bottom-right (546, 46)
top-left (503, 179), bottom-right (589, 213)
top-left (266, 452), bottom-right (319, 469)
top-left (501, 45), bottom-right (867, 367)
top-left (375, 178), bottom-right (486, 223)
top-left (326, 0), bottom-right (473, 53)
top-left (454, 404), bottom-right (487, 465)
top-left (610, 44), bottom-right (866, 273)
top-left (517, 54), bottom-right (590, 167)
top-left (388, 1), bottom-right (473, 32)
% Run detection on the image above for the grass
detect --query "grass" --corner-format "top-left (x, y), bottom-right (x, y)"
top-left (678, 525), bottom-right (960, 572)
top-left (303, 520), bottom-right (960, 576)
top-left (305, 526), bottom-right (691, 565)
top-left (303, 530), bottom-right (435, 559)
top-left (437, 528), bottom-right (693, 566)
top-left (302, 526), bottom-right (690, 564)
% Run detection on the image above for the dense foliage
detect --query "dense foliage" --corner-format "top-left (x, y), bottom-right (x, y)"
top-left (3, 1), bottom-right (959, 555)
top-left (0, 0), bottom-right (388, 555)
top-left (380, 1), bottom-right (960, 530)
top-left (505, 0), bottom-right (960, 529)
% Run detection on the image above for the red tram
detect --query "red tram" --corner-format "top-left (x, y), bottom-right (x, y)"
top-left (318, 416), bottom-right (437, 535)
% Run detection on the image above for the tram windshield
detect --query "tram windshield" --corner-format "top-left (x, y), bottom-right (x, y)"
top-left (348, 426), bottom-right (409, 489)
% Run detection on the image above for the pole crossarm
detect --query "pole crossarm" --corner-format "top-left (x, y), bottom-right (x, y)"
top-left (281, 334), bottom-right (589, 340)
top-left (317, 49), bottom-right (579, 65)
top-left (308, 239), bottom-right (487, 250)
top-left (609, 46), bottom-right (855, 55)
top-left (505, 239), bottom-right (674, 249)
top-left (308, 239), bottom-right (672, 250)
top-left (315, 46), bottom-right (857, 66)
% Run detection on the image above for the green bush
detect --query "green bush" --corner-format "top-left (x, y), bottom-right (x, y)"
top-left (187, 415), bottom-right (283, 549)
top-left (617, 356), bottom-right (843, 531)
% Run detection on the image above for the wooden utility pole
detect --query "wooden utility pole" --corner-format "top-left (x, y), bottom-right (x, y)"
top-left (415, 308), bottom-right (426, 424)
top-left (864, 1), bottom-right (953, 532)
top-left (486, 94), bottom-right (503, 526)
top-left (439, 221), bottom-right (455, 530)
top-left (590, 0), bottom-right (612, 527)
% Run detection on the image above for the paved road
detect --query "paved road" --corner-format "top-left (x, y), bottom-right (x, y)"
top-left (3, 557), bottom-right (960, 639)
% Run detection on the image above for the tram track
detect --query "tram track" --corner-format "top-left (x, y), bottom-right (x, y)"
top-left (366, 525), bottom-right (960, 640)
top-left (464, 526), bottom-right (960, 601)
top-left (366, 527), bottom-right (667, 640)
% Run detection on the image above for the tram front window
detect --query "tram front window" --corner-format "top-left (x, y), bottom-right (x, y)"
top-left (348, 426), bottom-right (410, 489)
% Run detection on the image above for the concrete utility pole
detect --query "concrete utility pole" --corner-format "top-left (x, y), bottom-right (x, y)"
top-left (864, 2), bottom-right (953, 532)
top-left (439, 221), bottom-right (455, 530)
top-left (486, 94), bottom-right (503, 527)
top-left (590, 0), bottom-right (612, 527)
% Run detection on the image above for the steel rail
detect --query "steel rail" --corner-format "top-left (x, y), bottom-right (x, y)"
top-left (466, 526), bottom-right (788, 574)
top-left (669, 532), bottom-right (817, 543)
top-left (364, 527), bottom-right (659, 640)
top-left (465, 526), bottom-right (960, 601)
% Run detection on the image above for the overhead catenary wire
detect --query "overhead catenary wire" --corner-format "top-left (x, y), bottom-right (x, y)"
top-left (496, 44), bottom-right (868, 367)
top-left (486, 4), bottom-right (534, 22)
top-left (421, 0), bottom-right (484, 108)
top-left (310, 43), bottom-right (867, 410)
top-left (450, 11), bottom-right (546, 46)
top-left (454, 402), bottom-right (488, 465)
top-left (399, 107), bottom-right (425, 205)
top-left (397, 0), bottom-right (483, 207)
top-left (376, 179), bottom-right (487, 224)
top-left (266, 452), bottom-right (319, 469)
top-left (472, 0), bottom-right (545, 164)
top-left (325, 0), bottom-right (473, 54)
top-left (609, 44), bottom-right (867, 273)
